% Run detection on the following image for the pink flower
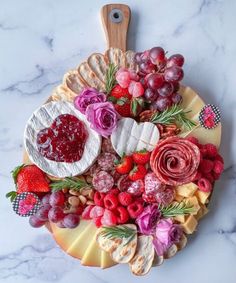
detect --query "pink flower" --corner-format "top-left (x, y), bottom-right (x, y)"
top-left (85, 102), bottom-right (119, 138)
top-left (153, 219), bottom-right (183, 256)
top-left (74, 88), bottom-right (106, 114)
top-left (136, 204), bottom-right (161, 235)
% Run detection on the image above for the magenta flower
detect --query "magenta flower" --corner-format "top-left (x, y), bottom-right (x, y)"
top-left (153, 219), bottom-right (183, 256)
top-left (136, 204), bottom-right (161, 235)
top-left (74, 88), bottom-right (106, 114)
top-left (85, 102), bottom-right (119, 138)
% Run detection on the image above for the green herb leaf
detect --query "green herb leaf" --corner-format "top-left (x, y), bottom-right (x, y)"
top-left (117, 97), bottom-right (128, 106)
top-left (100, 225), bottom-right (136, 245)
top-left (11, 164), bottom-right (25, 184)
top-left (6, 191), bottom-right (17, 202)
top-left (107, 96), bottom-right (117, 103)
top-left (131, 98), bottom-right (138, 116)
top-left (151, 104), bottom-right (197, 131)
top-left (105, 63), bottom-right (118, 94)
top-left (50, 177), bottom-right (91, 192)
top-left (159, 201), bottom-right (195, 218)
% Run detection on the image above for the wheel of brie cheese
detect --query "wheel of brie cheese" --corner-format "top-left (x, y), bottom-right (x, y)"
top-left (8, 46), bottom-right (224, 276)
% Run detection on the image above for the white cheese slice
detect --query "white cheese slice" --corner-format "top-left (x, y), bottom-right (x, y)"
top-left (111, 118), bottom-right (160, 156)
top-left (24, 101), bottom-right (101, 178)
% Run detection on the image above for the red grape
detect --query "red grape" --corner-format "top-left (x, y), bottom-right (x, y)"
top-left (144, 88), bottom-right (158, 102)
top-left (172, 82), bottom-right (180, 92)
top-left (140, 50), bottom-right (150, 62)
top-left (157, 82), bottom-right (174, 97)
top-left (134, 52), bottom-right (142, 63)
top-left (29, 215), bottom-right (45, 228)
top-left (152, 97), bottom-right (172, 111)
top-left (166, 54), bottom-right (184, 68)
top-left (140, 61), bottom-right (156, 74)
top-left (56, 220), bottom-right (66, 228)
top-left (48, 206), bottom-right (64, 223)
top-left (63, 214), bottom-right (80, 229)
top-left (149, 47), bottom-right (165, 64)
top-left (41, 194), bottom-right (51, 205)
top-left (147, 73), bottom-right (164, 89)
top-left (49, 191), bottom-right (65, 207)
top-left (36, 205), bottom-right (50, 221)
top-left (171, 92), bottom-right (183, 104)
top-left (164, 66), bottom-right (184, 82)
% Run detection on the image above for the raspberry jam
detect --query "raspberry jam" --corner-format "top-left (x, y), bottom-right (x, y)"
top-left (36, 114), bottom-right (88, 163)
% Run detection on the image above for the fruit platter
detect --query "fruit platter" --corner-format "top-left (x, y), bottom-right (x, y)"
top-left (6, 4), bottom-right (224, 276)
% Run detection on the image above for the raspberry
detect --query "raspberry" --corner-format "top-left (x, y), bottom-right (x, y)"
top-left (215, 154), bottom-right (224, 164)
top-left (118, 192), bottom-right (133, 206)
top-left (212, 171), bottom-right (221, 180)
top-left (187, 136), bottom-right (199, 146)
top-left (199, 159), bottom-right (214, 174)
top-left (94, 191), bottom-right (105, 207)
top-left (127, 201), bottom-right (144, 218)
top-left (94, 216), bottom-right (102, 228)
top-left (115, 206), bottom-right (129, 224)
top-left (101, 209), bottom-right (117, 226)
top-left (202, 143), bottom-right (218, 158)
top-left (110, 188), bottom-right (120, 195)
top-left (203, 172), bottom-right (215, 183)
top-left (82, 205), bottom-right (94, 220)
top-left (197, 178), bottom-right (212, 192)
top-left (104, 193), bottom-right (119, 210)
top-left (142, 192), bottom-right (156, 203)
top-left (193, 171), bottom-right (202, 181)
top-left (90, 206), bottom-right (104, 218)
top-left (213, 160), bottom-right (224, 175)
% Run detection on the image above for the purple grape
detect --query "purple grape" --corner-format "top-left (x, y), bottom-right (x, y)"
top-left (149, 47), bottom-right (165, 64)
top-left (63, 214), bottom-right (80, 229)
top-left (36, 205), bottom-right (51, 221)
top-left (48, 206), bottom-right (64, 223)
top-left (139, 61), bottom-right (156, 74)
top-left (147, 73), bottom-right (164, 90)
top-left (29, 215), bottom-right (45, 228)
top-left (166, 54), bottom-right (184, 68)
top-left (153, 97), bottom-right (172, 112)
top-left (144, 88), bottom-right (158, 102)
top-left (134, 52), bottom-right (142, 64)
top-left (172, 82), bottom-right (180, 92)
top-left (41, 194), bottom-right (51, 205)
top-left (157, 82), bottom-right (174, 97)
top-left (49, 191), bottom-right (65, 207)
top-left (56, 220), bottom-right (66, 228)
top-left (171, 93), bottom-right (183, 104)
top-left (164, 66), bottom-right (184, 83)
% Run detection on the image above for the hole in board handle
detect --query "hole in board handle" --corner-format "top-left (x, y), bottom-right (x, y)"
top-left (109, 9), bottom-right (123, 23)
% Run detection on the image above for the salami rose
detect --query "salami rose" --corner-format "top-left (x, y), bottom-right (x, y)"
top-left (150, 137), bottom-right (200, 186)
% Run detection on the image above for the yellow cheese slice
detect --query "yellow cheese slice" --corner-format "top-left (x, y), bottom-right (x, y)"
top-left (195, 204), bottom-right (209, 220)
top-left (101, 251), bottom-right (117, 269)
top-left (181, 215), bottom-right (198, 234)
top-left (179, 85), bottom-right (221, 148)
top-left (195, 190), bottom-right (211, 204)
top-left (185, 196), bottom-right (201, 215)
top-left (81, 235), bottom-right (102, 267)
top-left (174, 214), bottom-right (186, 223)
top-left (174, 194), bottom-right (184, 202)
top-left (176, 182), bottom-right (198, 198)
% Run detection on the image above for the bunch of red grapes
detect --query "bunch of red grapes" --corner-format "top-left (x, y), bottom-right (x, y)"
top-left (135, 47), bottom-right (185, 112)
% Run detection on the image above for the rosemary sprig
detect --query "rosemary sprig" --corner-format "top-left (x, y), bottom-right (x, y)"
top-left (151, 104), bottom-right (197, 130)
top-left (159, 201), bottom-right (195, 218)
top-left (100, 226), bottom-right (136, 245)
top-left (105, 63), bottom-right (118, 94)
top-left (50, 177), bottom-right (91, 192)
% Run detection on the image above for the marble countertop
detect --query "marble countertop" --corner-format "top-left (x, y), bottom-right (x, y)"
top-left (0, 0), bottom-right (235, 282)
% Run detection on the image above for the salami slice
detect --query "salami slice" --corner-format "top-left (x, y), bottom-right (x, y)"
top-left (150, 137), bottom-right (200, 186)
top-left (101, 138), bottom-right (116, 154)
top-left (92, 171), bottom-right (114, 193)
top-left (97, 152), bottom-right (117, 171)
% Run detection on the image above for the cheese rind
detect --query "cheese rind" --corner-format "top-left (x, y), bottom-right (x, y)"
top-left (24, 101), bottom-right (101, 178)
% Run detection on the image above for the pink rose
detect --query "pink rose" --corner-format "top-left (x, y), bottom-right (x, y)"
top-left (136, 204), bottom-right (161, 235)
top-left (85, 102), bottom-right (119, 138)
top-left (153, 219), bottom-right (183, 256)
top-left (74, 88), bottom-right (106, 114)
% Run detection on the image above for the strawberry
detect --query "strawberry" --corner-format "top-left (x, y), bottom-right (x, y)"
top-left (13, 164), bottom-right (50, 194)
top-left (132, 149), bottom-right (151, 165)
top-left (128, 165), bottom-right (147, 181)
top-left (115, 155), bottom-right (133, 174)
top-left (110, 85), bottom-right (132, 117)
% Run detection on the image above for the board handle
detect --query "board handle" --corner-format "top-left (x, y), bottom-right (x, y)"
top-left (101, 4), bottom-right (131, 51)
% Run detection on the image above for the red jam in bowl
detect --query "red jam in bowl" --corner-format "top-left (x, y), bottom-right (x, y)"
top-left (36, 114), bottom-right (88, 163)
